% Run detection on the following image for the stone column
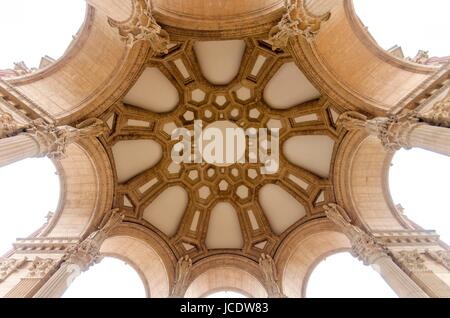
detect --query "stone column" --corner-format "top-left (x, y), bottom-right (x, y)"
top-left (0, 116), bottom-right (106, 168)
top-left (258, 253), bottom-right (286, 298)
top-left (339, 111), bottom-right (450, 156)
top-left (169, 255), bottom-right (192, 298)
top-left (391, 250), bottom-right (450, 298)
top-left (324, 203), bottom-right (428, 298)
top-left (33, 209), bottom-right (124, 298)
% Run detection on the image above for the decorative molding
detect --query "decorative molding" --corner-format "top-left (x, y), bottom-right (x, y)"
top-left (63, 209), bottom-right (125, 271)
top-left (108, 0), bottom-right (170, 54)
top-left (338, 111), bottom-right (420, 152)
top-left (419, 91), bottom-right (450, 128)
top-left (27, 257), bottom-right (58, 279)
top-left (324, 203), bottom-right (387, 265)
top-left (268, 0), bottom-right (330, 50)
top-left (0, 258), bottom-right (27, 283)
top-left (426, 250), bottom-right (450, 271)
top-left (24, 118), bottom-right (107, 159)
top-left (171, 255), bottom-right (192, 297)
top-left (392, 250), bottom-right (430, 274)
top-left (0, 113), bottom-right (26, 138)
top-left (258, 253), bottom-right (285, 298)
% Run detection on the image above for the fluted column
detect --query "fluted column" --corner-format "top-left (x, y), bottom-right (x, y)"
top-left (340, 111), bottom-right (450, 156)
top-left (324, 203), bottom-right (428, 298)
top-left (33, 209), bottom-right (124, 298)
top-left (0, 115), bottom-right (106, 168)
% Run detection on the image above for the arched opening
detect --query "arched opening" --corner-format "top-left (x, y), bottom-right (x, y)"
top-left (353, 0), bottom-right (450, 59)
top-left (0, 0), bottom-right (86, 71)
top-left (61, 257), bottom-right (146, 298)
top-left (306, 252), bottom-right (397, 298)
top-left (389, 148), bottom-right (450, 244)
top-left (206, 290), bottom-right (248, 298)
top-left (0, 158), bottom-right (60, 255)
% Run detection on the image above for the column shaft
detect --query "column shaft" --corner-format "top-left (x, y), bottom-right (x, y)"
top-left (405, 124), bottom-right (450, 156)
top-left (373, 256), bottom-right (428, 298)
top-left (0, 134), bottom-right (41, 168)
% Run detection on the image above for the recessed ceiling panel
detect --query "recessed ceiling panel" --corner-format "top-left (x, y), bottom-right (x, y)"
top-left (143, 186), bottom-right (188, 237)
top-left (194, 40), bottom-right (246, 85)
top-left (258, 184), bottom-right (306, 235)
top-left (206, 202), bottom-right (243, 249)
top-left (283, 135), bottom-right (335, 178)
top-left (112, 139), bottom-right (163, 183)
top-left (123, 67), bottom-right (179, 113)
top-left (263, 62), bottom-right (320, 109)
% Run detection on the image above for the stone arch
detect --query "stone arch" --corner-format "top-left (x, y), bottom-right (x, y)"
top-left (276, 218), bottom-right (351, 298)
top-left (100, 223), bottom-right (176, 298)
top-left (333, 131), bottom-right (412, 231)
top-left (184, 255), bottom-right (268, 298)
top-left (289, 0), bottom-right (439, 115)
top-left (4, 1), bottom-right (146, 123)
top-left (41, 138), bottom-right (114, 238)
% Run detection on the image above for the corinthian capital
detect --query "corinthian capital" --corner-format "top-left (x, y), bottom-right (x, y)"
top-left (26, 118), bottom-right (106, 159)
top-left (0, 113), bottom-right (27, 138)
top-left (324, 203), bottom-right (387, 265)
top-left (171, 255), bottom-right (192, 297)
top-left (268, 0), bottom-right (331, 50)
top-left (108, 0), bottom-right (170, 54)
top-left (63, 209), bottom-right (124, 271)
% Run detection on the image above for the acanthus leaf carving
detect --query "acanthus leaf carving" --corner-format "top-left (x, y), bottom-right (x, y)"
top-left (25, 118), bottom-right (106, 159)
top-left (324, 203), bottom-right (388, 265)
top-left (268, 0), bottom-right (331, 51)
top-left (108, 0), bottom-right (170, 55)
top-left (63, 209), bottom-right (125, 272)
top-left (0, 113), bottom-right (27, 139)
top-left (418, 91), bottom-right (450, 128)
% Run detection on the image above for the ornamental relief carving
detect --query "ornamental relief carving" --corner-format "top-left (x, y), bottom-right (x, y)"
top-left (268, 0), bottom-right (331, 50)
top-left (259, 253), bottom-right (285, 298)
top-left (27, 257), bottom-right (58, 279)
top-left (108, 0), bottom-right (170, 54)
top-left (419, 91), bottom-right (450, 128)
top-left (426, 250), bottom-right (450, 271)
top-left (392, 250), bottom-right (430, 274)
top-left (0, 258), bottom-right (28, 283)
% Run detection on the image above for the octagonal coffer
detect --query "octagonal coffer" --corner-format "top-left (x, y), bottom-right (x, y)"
top-left (143, 186), bottom-right (188, 237)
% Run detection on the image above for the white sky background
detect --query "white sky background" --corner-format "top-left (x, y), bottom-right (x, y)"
top-left (0, 0), bottom-right (86, 69)
top-left (0, 0), bottom-right (449, 298)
